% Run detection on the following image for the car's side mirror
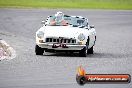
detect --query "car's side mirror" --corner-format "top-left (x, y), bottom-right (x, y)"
top-left (79, 25), bottom-right (85, 28)
top-left (90, 25), bottom-right (94, 28)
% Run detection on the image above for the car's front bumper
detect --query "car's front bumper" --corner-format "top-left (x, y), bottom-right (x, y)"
top-left (37, 43), bottom-right (86, 51)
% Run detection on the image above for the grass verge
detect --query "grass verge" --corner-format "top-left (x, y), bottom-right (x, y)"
top-left (0, 0), bottom-right (132, 10)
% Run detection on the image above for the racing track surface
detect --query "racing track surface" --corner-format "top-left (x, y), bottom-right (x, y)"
top-left (0, 9), bottom-right (132, 88)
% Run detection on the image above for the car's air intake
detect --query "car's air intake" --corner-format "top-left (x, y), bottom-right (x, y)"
top-left (45, 37), bottom-right (76, 44)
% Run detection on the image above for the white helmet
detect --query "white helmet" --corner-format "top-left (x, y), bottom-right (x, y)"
top-left (55, 11), bottom-right (64, 23)
top-left (55, 11), bottom-right (64, 17)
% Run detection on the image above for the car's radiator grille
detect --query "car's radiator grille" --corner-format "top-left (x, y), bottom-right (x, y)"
top-left (45, 37), bottom-right (76, 44)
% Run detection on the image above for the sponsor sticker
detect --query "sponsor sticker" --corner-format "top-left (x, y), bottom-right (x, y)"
top-left (76, 66), bottom-right (131, 85)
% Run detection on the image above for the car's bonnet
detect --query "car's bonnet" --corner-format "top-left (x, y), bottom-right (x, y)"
top-left (42, 26), bottom-right (89, 38)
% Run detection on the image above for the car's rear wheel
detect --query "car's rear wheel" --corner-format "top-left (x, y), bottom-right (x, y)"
top-left (87, 46), bottom-right (93, 54)
top-left (79, 47), bottom-right (87, 57)
top-left (35, 45), bottom-right (44, 55)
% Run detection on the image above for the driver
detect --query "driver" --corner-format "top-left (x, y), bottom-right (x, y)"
top-left (50, 11), bottom-right (68, 26)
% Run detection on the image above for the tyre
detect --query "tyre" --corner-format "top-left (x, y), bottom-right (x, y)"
top-left (87, 46), bottom-right (93, 54)
top-left (35, 45), bottom-right (44, 55)
top-left (79, 47), bottom-right (87, 57)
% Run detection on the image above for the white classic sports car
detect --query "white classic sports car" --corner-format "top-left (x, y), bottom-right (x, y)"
top-left (35, 12), bottom-right (96, 57)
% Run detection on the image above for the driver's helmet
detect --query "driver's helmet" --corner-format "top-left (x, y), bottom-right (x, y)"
top-left (54, 11), bottom-right (64, 23)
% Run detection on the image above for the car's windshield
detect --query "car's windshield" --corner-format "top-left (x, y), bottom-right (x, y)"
top-left (45, 15), bottom-right (88, 27)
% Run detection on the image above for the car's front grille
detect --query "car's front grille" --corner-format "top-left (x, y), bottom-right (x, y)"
top-left (45, 37), bottom-right (76, 44)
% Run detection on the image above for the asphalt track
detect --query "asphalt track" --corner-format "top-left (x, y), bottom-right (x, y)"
top-left (0, 8), bottom-right (132, 88)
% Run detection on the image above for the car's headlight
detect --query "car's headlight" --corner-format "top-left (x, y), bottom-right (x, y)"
top-left (37, 31), bottom-right (44, 38)
top-left (78, 33), bottom-right (85, 41)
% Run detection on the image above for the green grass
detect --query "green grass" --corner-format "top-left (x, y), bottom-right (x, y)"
top-left (0, 0), bottom-right (132, 9)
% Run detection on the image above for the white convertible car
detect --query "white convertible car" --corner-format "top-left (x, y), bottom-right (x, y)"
top-left (35, 12), bottom-right (96, 57)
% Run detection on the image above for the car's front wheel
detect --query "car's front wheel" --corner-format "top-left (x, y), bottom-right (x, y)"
top-left (87, 46), bottom-right (93, 54)
top-left (35, 45), bottom-right (44, 55)
top-left (79, 47), bottom-right (87, 57)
